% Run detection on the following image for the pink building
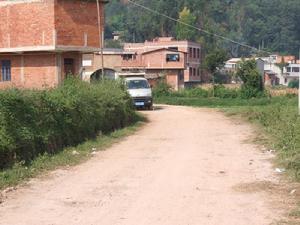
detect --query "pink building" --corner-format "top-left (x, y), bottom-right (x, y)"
top-left (124, 37), bottom-right (202, 83)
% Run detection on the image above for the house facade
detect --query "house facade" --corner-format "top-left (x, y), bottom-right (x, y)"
top-left (283, 63), bottom-right (300, 84)
top-left (124, 37), bottom-right (202, 83)
top-left (224, 55), bottom-right (299, 86)
top-left (0, 0), bottom-right (106, 89)
top-left (83, 47), bottom-right (187, 90)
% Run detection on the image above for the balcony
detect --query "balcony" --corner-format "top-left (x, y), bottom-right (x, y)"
top-left (121, 54), bottom-right (144, 69)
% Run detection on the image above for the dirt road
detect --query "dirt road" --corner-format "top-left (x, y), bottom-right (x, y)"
top-left (0, 105), bottom-right (284, 225)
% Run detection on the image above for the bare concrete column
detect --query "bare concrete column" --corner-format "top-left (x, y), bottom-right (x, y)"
top-left (55, 53), bottom-right (62, 84)
top-left (20, 55), bottom-right (25, 84)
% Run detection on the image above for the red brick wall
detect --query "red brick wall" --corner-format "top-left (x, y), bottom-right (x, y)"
top-left (0, 0), bottom-right (55, 48)
top-left (55, 0), bottom-right (102, 48)
top-left (142, 51), bottom-right (185, 69)
top-left (23, 54), bottom-right (57, 88)
top-left (0, 55), bottom-right (22, 88)
top-left (0, 0), bottom-right (104, 49)
top-left (0, 54), bottom-right (58, 89)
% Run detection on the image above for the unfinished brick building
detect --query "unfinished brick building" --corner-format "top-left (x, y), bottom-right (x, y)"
top-left (0, 0), bottom-right (106, 89)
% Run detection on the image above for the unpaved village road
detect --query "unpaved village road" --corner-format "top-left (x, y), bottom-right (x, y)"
top-left (0, 105), bottom-right (284, 225)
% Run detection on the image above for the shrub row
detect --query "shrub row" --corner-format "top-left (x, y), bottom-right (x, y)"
top-left (0, 78), bottom-right (136, 169)
top-left (239, 97), bottom-right (300, 178)
top-left (153, 82), bottom-right (245, 99)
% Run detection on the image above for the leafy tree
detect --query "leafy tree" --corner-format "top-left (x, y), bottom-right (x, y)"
top-left (203, 49), bottom-right (227, 75)
top-left (203, 49), bottom-right (228, 96)
top-left (176, 7), bottom-right (197, 41)
top-left (236, 59), bottom-right (264, 98)
top-left (105, 0), bottom-right (300, 56)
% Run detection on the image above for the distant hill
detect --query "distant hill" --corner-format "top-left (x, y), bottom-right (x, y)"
top-left (105, 0), bottom-right (300, 57)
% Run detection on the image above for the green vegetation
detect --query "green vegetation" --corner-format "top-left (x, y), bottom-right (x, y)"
top-left (236, 59), bottom-right (264, 98)
top-left (0, 78), bottom-right (137, 170)
top-left (224, 97), bottom-right (300, 178)
top-left (106, 0), bottom-right (300, 56)
top-left (289, 80), bottom-right (299, 89)
top-left (176, 7), bottom-right (197, 40)
top-left (0, 120), bottom-right (144, 190)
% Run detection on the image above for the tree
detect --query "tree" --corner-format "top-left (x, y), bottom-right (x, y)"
top-left (203, 49), bottom-right (228, 96)
top-left (236, 59), bottom-right (264, 98)
top-left (176, 7), bottom-right (197, 40)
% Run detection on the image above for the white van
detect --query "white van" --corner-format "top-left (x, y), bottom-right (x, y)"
top-left (125, 77), bottom-right (153, 110)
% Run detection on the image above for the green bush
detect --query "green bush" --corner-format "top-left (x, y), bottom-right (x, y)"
top-left (237, 59), bottom-right (264, 98)
top-left (288, 80), bottom-right (299, 89)
top-left (152, 80), bottom-right (172, 97)
top-left (212, 85), bottom-right (240, 98)
top-left (0, 78), bottom-right (136, 169)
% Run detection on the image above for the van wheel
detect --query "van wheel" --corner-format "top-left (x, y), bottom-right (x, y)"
top-left (148, 105), bottom-right (154, 111)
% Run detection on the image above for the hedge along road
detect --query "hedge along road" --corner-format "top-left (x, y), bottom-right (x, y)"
top-left (0, 105), bottom-right (288, 225)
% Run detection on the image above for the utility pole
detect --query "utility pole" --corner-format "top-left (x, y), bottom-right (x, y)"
top-left (96, 0), bottom-right (104, 79)
top-left (298, 48), bottom-right (300, 115)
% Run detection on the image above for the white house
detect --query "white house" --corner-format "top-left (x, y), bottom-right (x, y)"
top-left (283, 63), bottom-right (300, 84)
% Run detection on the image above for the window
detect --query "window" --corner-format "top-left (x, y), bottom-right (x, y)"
top-left (168, 47), bottom-right (178, 51)
top-left (287, 67), bottom-right (291, 72)
top-left (189, 67), bottom-right (193, 76)
top-left (292, 67), bottom-right (300, 72)
top-left (126, 80), bottom-right (150, 90)
top-left (197, 68), bottom-right (200, 76)
top-left (1, 60), bottom-right (11, 81)
top-left (193, 68), bottom-right (196, 76)
top-left (166, 54), bottom-right (180, 62)
top-left (122, 54), bottom-right (135, 61)
top-left (197, 49), bottom-right (200, 58)
top-left (189, 48), bottom-right (193, 57)
top-left (193, 48), bottom-right (196, 58)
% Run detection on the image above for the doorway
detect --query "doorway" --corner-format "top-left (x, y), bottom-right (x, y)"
top-left (64, 58), bottom-right (75, 77)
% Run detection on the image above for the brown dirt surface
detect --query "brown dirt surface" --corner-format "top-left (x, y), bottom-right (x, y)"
top-left (0, 105), bottom-right (298, 225)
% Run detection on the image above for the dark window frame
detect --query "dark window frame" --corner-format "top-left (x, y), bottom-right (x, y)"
top-left (166, 54), bottom-right (180, 62)
top-left (189, 48), bottom-right (193, 58)
top-left (197, 48), bottom-right (200, 58)
top-left (1, 60), bottom-right (11, 82)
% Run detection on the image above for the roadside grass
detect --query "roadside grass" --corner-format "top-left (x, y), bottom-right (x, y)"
top-left (0, 115), bottom-right (146, 191)
top-left (155, 96), bottom-right (274, 108)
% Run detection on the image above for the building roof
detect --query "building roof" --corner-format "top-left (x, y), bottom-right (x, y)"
top-left (141, 48), bottom-right (187, 55)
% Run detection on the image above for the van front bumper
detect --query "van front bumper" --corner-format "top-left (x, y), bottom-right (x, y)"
top-left (133, 97), bottom-right (153, 107)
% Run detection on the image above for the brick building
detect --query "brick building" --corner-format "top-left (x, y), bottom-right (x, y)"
top-left (0, 0), bottom-right (106, 89)
top-left (124, 37), bottom-right (202, 83)
top-left (84, 37), bottom-right (200, 90)
top-left (83, 47), bottom-right (187, 90)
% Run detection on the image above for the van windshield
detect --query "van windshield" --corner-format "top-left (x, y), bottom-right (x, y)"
top-left (127, 80), bottom-right (150, 89)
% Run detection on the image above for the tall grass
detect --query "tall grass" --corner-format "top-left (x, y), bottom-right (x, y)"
top-left (227, 97), bottom-right (300, 178)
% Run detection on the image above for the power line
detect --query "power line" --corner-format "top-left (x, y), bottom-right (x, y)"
top-left (127, 0), bottom-right (272, 55)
